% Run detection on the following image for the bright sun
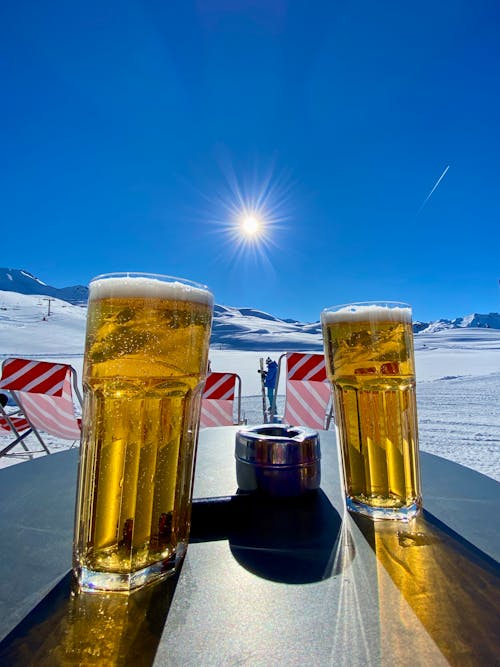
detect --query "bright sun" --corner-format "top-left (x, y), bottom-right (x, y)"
top-left (240, 214), bottom-right (261, 237)
top-left (204, 162), bottom-right (292, 264)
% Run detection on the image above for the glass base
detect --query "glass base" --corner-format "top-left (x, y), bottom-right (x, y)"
top-left (346, 496), bottom-right (422, 522)
top-left (74, 543), bottom-right (186, 593)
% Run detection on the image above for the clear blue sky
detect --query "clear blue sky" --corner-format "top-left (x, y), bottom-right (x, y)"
top-left (1, 1), bottom-right (499, 322)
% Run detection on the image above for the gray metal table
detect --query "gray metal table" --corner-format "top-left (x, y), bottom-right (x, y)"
top-left (0, 427), bottom-right (498, 666)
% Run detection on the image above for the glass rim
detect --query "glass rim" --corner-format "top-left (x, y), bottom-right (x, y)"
top-left (89, 272), bottom-right (210, 292)
top-left (321, 300), bottom-right (411, 313)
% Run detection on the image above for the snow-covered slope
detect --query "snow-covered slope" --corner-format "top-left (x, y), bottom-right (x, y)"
top-left (0, 291), bottom-right (86, 356)
top-left (0, 269), bottom-right (498, 350)
top-left (212, 303), bottom-right (322, 350)
top-left (0, 287), bottom-right (499, 482)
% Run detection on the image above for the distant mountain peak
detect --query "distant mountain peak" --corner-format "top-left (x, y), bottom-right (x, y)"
top-left (0, 268), bottom-right (88, 305)
top-left (421, 312), bottom-right (500, 333)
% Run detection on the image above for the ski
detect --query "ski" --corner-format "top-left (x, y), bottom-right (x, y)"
top-left (259, 357), bottom-right (268, 423)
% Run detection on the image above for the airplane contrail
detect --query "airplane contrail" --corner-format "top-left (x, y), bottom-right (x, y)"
top-left (416, 164), bottom-right (450, 215)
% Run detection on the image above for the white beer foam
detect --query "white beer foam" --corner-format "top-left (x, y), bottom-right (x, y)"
top-left (90, 275), bottom-right (213, 305)
top-left (322, 303), bottom-right (411, 323)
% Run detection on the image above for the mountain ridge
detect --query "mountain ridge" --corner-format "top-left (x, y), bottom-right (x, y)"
top-left (0, 268), bottom-right (499, 351)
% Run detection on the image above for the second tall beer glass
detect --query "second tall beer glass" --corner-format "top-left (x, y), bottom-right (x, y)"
top-left (73, 273), bottom-right (213, 592)
top-left (321, 302), bottom-right (422, 520)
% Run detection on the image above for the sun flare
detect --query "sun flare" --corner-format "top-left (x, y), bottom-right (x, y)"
top-left (240, 214), bottom-right (261, 237)
top-left (198, 158), bottom-right (293, 267)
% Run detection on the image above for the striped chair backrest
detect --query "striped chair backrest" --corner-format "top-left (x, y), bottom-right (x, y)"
top-left (283, 352), bottom-right (332, 430)
top-left (0, 358), bottom-right (69, 395)
top-left (200, 372), bottom-right (238, 427)
top-left (0, 358), bottom-right (82, 440)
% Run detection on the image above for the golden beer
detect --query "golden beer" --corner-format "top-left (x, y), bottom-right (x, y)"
top-left (73, 274), bottom-right (213, 591)
top-left (321, 302), bottom-right (422, 520)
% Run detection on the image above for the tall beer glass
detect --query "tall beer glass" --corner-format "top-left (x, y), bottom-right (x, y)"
top-left (73, 273), bottom-right (213, 591)
top-left (321, 302), bottom-right (422, 520)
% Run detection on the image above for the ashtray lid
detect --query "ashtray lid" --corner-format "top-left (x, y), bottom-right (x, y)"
top-left (235, 424), bottom-right (321, 467)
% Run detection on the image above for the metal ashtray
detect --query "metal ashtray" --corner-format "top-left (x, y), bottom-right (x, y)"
top-left (235, 424), bottom-right (321, 497)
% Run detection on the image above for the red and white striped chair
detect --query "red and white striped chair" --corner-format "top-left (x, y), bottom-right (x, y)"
top-left (200, 372), bottom-right (242, 428)
top-left (280, 352), bottom-right (333, 430)
top-left (0, 357), bottom-right (83, 459)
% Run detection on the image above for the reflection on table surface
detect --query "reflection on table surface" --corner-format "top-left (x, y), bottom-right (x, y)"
top-left (0, 427), bottom-right (498, 666)
top-left (0, 573), bottom-right (178, 667)
top-left (354, 510), bottom-right (500, 666)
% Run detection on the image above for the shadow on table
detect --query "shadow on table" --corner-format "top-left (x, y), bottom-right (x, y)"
top-left (352, 509), bottom-right (500, 666)
top-left (0, 491), bottom-right (349, 664)
top-left (191, 489), bottom-right (353, 583)
top-left (0, 567), bottom-right (180, 666)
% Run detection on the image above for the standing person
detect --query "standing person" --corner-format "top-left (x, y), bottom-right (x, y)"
top-left (264, 357), bottom-right (278, 413)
